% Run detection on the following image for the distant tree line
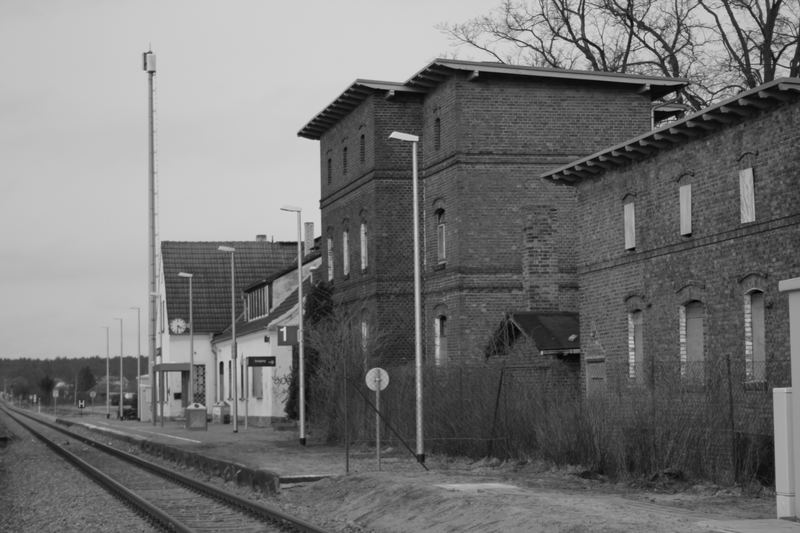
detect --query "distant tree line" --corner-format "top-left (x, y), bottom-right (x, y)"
top-left (0, 356), bottom-right (146, 400)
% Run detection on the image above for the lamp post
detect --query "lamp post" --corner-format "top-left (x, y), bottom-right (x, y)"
top-left (178, 272), bottom-right (194, 405)
top-left (114, 317), bottom-right (124, 420)
top-left (388, 130), bottom-right (424, 464)
top-left (131, 306), bottom-right (141, 419)
top-left (102, 326), bottom-right (110, 418)
top-left (281, 205), bottom-right (306, 446)
top-left (218, 245), bottom-right (238, 433)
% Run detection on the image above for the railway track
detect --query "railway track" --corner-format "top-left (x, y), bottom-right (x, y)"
top-left (1, 405), bottom-right (331, 533)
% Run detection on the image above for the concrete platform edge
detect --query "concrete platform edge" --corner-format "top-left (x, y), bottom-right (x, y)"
top-left (57, 417), bottom-right (282, 495)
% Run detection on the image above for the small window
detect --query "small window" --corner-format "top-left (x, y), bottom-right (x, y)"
top-left (434, 117), bottom-right (441, 150)
top-left (359, 134), bottom-right (365, 163)
top-left (628, 310), bottom-right (644, 383)
top-left (436, 209), bottom-right (446, 263)
top-left (218, 361), bottom-right (225, 402)
top-left (360, 221), bottom-right (368, 271)
top-left (343, 147), bottom-right (348, 176)
top-left (679, 184), bottom-right (692, 236)
top-left (739, 167), bottom-right (755, 223)
top-left (624, 200), bottom-right (636, 250)
top-left (326, 235), bottom-right (334, 281)
top-left (327, 158), bottom-right (332, 185)
top-left (434, 315), bottom-right (447, 365)
top-left (680, 301), bottom-right (705, 382)
top-left (342, 228), bottom-right (350, 276)
top-left (744, 290), bottom-right (766, 381)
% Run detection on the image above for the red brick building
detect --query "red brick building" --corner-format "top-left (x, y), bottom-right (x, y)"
top-left (543, 78), bottom-right (800, 410)
top-left (299, 59), bottom-right (685, 365)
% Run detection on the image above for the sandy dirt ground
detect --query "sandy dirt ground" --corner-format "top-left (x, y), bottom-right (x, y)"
top-left (272, 452), bottom-right (775, 533)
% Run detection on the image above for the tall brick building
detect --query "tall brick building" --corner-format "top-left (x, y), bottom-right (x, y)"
top-left (543, 78), bottom-right (800, 407)
top-left (299, 59), bottom-right (685, 365)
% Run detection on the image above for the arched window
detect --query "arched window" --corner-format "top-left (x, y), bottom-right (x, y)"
top-left (327, 158), bottom-right (332, 185)
top-left (434, 314), bottom-right (447, 365)
top-left (343, 146), bottom-right (348, 176)
top-left (359, 134), bottom-right (366, 163)
top-left (680, 301), bottom-right (705, 382)
top-left (360, 220), bottom-right (368, 271)
top-left (744, 290), bottom-right (766, 381)
top-left (434, 117), bottom-right (441, 151)
top-left (360, 309), bottom-right (369, 355)
top-left (435, 209), bottom-right (446, 263)
top-left (218, 361), bottom-right (224, 402)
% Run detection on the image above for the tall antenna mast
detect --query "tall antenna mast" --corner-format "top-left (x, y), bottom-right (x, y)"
top-left (143, 50), bottom-right (157, 426)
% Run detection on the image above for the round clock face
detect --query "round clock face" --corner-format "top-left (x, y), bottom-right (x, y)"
top-left (170, 318), bottom-right (187, 334)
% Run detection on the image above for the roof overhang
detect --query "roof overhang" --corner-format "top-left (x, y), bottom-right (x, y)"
top-left (543, 78), bottom-right (800, 184)
top-left (298, 79), bottom-right (425, 140)
top-left (405, 58), bottom-right (688, 100)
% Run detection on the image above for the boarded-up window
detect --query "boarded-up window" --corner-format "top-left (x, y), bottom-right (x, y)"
top-left (326, 235), bottom-right (334, 281)
top-left (744, 291), bottom-right (766, 381)
top-left (624, 201), bottom-right (636, 250)
top-left (342, 229), bottom-right (350, 276)
top-left (739, 168), bottom-right (755, 223)
top-left (436, 209), bottom-right (446, 263)
top-left (628, 311), bottom-right (644, 382)
top-left (681, 301), bottom-right (705, 382)
top-left (680, 184), bottom-right (692, 235)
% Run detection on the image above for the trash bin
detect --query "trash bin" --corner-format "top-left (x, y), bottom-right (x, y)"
top-left (186, 403), bottom-right (208, 430)
top-left (211, 401), bottom-right (231, 424)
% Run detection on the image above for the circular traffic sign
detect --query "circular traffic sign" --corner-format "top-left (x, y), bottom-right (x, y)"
top-left (365, 367), bottom-right (389, 391)
top-left (89, 391), bottom-right (97, 399)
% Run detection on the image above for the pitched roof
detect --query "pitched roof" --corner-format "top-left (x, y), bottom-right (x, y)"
top-left (542, 78), bottom-right (800, 184)
top-left (509, 312), bottom-right (580, 355)
top-left (213, 278), bottom-right (312, 342)
top-left (298, 59), bottom-right (688, 140)
top-left (162, 240), bottom-right (298, 335)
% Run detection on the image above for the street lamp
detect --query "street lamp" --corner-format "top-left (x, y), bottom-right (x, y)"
top-left (131, 306), bottom-right (141, 420)
top-left (218, 245), bottom-right (238, 433)
top-left (280, 204), bottom-right (306, 446)
top-left (388, 130), bottom-right (424, 464)
top-left (102, 326), bottom-right (110, 418)
top-left (177, 272), bottom-right (194, 405)
top-left (114, 317), bottom-right (124, 420)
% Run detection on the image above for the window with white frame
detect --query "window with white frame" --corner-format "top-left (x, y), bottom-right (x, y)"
top-left (360, 221), bottom-right (368, 271)
top-left (436, 209), bottom-right (446, 263)
top-left (679, 184), bottom-right (692, 236)
top-left (434, 315), bottom-right (447, 365)
top-left (342, 228), bottom-right (350, 276)
top-left (744, 290), bottom-right (766, 381)
top-left (627, 310), bottom-right (644, 383)
top-left (246, 286), bottom-right (268, 321)
top-left (623, 197), bottom-right (636, 250)
top-left (739, 167), bottom-right (755, 223)
top-left (326, 234), bottom-right (334, 281)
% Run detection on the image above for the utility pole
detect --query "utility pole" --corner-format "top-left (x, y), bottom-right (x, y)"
top-left (143, 50), bottom-right (158, 426)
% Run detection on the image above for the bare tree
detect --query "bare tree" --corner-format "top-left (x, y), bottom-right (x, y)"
top-left (439, 0), bottom-right (800, 109)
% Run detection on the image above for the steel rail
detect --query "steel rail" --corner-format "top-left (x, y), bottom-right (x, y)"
top-left (3, 405), bottom-right (331, 533)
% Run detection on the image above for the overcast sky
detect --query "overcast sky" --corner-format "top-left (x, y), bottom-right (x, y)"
top-left (0, 0), bottom-right (493, 359)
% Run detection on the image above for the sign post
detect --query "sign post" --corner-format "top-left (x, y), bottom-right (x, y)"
top-left (78, 399), bottom-right (85, 416)
top-left (52, 388), bottom-right (58, 416)
top-left (89, 390), bottom-right (96, 412)
top-left (365, 367), bottom-right (389, 470)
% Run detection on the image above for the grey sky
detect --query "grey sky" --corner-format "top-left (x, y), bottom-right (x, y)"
top-left (0, 0), bottom-right (490, 359)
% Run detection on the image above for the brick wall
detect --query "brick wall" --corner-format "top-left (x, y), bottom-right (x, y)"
top-left (571, 96), bottom-right (800, 427)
